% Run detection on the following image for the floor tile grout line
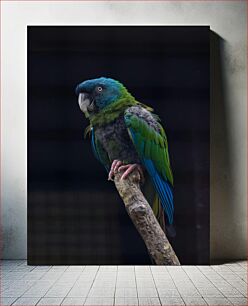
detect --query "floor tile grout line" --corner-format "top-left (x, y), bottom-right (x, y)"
top-left (180, 266), bottom-right (208, 303)
top-left (1, 260), bottom-right (24, 273)
top-left (9, 296), bottom-right (19, 306)
top-left (149, 265), bottom-right (161, 305)
top-left (202, 296), bottom-right (228, 306)
top-left (183, 266), bottom-right (217, 288)
top-left (163, 266), bottom-right (185, 305)
top-left (113, 266), bottom-right (118, 305)
top-left (8, 295), bottom-right (42, 306)
top-left (36, 296), bottom-right (42, 306)
top-left (60, 264), bottom-right (87, 303)
top-left (8, 275), bottom-right (43, 300)
top-left (18, 266), bottom-right (65, 300)
top-left (200, 266), bottom-right (247, 297)
top-left (237, 261), bottom-right (247, 268)
top-left (64, 265), bottom-right (84, 272)
top-left (226, 296), bottom-right (247, 306)
top-left (134, 265), bottom-right (138, 304)
top-left (233, 270), bottom-right (247, 282)
top-left (211, 266), bottom-right (247, 297)
top-left (195, 266), bottom-right (229, 299)
top-left (83, 266), bottom-right (100, 305)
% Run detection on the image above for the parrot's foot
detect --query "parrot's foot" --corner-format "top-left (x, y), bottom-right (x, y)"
top-left (108, 160), bottom-right (144, 182)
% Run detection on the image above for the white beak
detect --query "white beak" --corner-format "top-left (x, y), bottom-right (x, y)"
top-left (78, 93), bottom-right (91, 114)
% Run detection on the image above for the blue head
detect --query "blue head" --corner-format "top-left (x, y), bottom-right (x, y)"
top-left (75, 77), bottom-right (125, 116)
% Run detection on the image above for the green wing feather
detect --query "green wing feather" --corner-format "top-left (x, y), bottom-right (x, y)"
top-left (124, 112), bottom-right (173, 185)
top-left (124, 109), bottom-right (174, 225)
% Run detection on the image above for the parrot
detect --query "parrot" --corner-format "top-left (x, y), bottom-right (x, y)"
top-left (75, 77), bottom-right (175, 237)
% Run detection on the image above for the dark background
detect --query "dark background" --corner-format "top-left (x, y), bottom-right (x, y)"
top-left (28, 26), bottom-right (210, 265)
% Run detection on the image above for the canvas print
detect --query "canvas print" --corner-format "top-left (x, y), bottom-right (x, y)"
top-left (28, 26), bottom-right (210, 265)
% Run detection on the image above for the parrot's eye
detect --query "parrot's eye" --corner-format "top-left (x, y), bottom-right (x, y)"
top-left (97, 86), bottom-right (103, 92)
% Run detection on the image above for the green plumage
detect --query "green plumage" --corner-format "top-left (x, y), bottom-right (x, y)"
top-left (125, 112), bottom-right (173, 186)
top-left (85, 85), bottom-right (154, 134)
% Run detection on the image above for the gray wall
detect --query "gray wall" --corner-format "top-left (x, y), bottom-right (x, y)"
top-left (1, 1), bottom-right (246, 261)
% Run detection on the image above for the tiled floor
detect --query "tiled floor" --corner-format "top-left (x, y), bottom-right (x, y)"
top-left (1, 260), bottom-right (247, 305)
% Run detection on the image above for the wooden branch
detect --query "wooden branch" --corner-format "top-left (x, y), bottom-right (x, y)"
top-left (114, 170), bottom-right (180, 265)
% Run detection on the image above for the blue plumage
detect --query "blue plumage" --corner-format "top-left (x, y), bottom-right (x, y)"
top-left (128, 127), bottom-right (174, 224)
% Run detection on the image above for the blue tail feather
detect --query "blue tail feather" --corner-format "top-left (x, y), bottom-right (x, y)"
top-left (153, 175), bottom-right (173, 223)
top-left (143, 158), bottom-right (174, 224)
top-left (128, 128), bottom-right (174, 225)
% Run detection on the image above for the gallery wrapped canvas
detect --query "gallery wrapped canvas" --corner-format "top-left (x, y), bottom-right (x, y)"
top-left (28, 26), bottom-right (209, 265)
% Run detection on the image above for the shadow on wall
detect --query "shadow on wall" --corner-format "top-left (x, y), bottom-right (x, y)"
top-left (210, 31), bottom-right (238, 263)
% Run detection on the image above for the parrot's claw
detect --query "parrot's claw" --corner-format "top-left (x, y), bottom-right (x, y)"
top-left (119, 164), bottom-right (144, 182)
top-left (108, 159), bottom-right (121, 181)
top-left (108, 160), bottom-right (144, 183)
